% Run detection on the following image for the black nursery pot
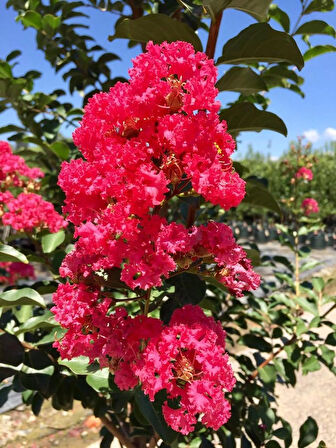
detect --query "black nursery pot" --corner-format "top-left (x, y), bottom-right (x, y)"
top-left (310, 232), bottom-right (326, 250)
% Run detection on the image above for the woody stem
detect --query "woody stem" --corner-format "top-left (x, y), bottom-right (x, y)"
top-left (205, 12), bottom-right (223, 59)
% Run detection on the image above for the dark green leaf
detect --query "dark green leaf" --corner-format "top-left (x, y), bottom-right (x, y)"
top-left (134, 390), bottom-right (177, 443)
top-left (216, 67), bottom-right (267, 94)
top-left (220, 102), bottom-right (287, 136)
top-left (203, 0), bottom-right (272, 21)
top-left (304, 45), bottom-right (336, 61)
top-left (0, 244), bottom-right (29, 264)
top-left (50, 141), bottom-right (70, 160)
top-left (0, 334), bottom-right (25, 366)
top-left (268, 4), bottom-right (290, 32)
top-left (304, 0), bottom-right (334, 14)
top-left (0, 62), bottom-right (12, 79)
top-left (295, 20), bottom-right (335, 37)
top-left (265, 442), bottom-right (281, 448)
top-left (169, 273), bottom-right (206, 305)
top-left (199, 437), bottom-right (215, 448)
top-left (41, 230), bottom-right (65, 253)
top-left (110, 14), bottom-right (202, 52)
top-left (217, 23), bottom-right (304, 70)
top-left (240, 334), bottom-right (272, 352)
top-left (6, 50), bottom-right (22, 62)
top-left (242, 178), bottom-right (282, 215)
top-left (325, 332), bottom-right (336, 346)
top-left (298, 416), bottom-right (318, 448)
top-left (0, 288), bottom-right (45, 308)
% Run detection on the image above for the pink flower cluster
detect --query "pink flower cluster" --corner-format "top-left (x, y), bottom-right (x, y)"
top-left (58, 41), bottom-right (259, 295)
top-left (52, 42), bottom-right (261, 434)
top-left (301, 198), bottom-right (319, 215)
top-left (0, 141), bottom-right (43, 187)
top-left (52, 286), bottom-right (234, 434)
top-left (0, 262), bottom-right (35, 285)
top-left (0, 141), bottom-right (67, 233)
top-left (1, 192), bottom-right (67, 233)
top-left (296, 167), bottom-right (313, 181)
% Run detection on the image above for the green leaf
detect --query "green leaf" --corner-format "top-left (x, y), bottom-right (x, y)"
top-left (0, 124), bottom-right (26, 134)
top-left (242, 178), bottom-right (282, 215)
top-left (227, 0), bottom-right (272, 21)
top-left (203, 0), bottom-right (272, 21)
top-left (50, 141), bottom-right (70, 160)
top-left (298, 416), bottom-right (318, 448)
top-left (217, 23), bottom-right (304, 70)
top-left (245, 249), bottom-right (261, 267)
top-left (135, 390), bottom-right (177, 443)
top-left (311, 277), bottom-right (325, 292)
top-left (42, 14), bottom-right (61, 31)
top-left (240, 334), bottom-right (272, 352)
top-left (259, 364), bottom-right (277, 384)
top-left (220, 102), bottom-right (287, 136)
top-left (20, 10), bottom-right (42, 30)
top-left (0, 62), bottom-right (13, 79)
top-left (168, 273), bottom-right (206, 305)
top-left (41, 230), bottom-right (65, 253)
top-left (110, 14), bottom-right (202, 52)
top-left (59, 356), bottom-right (99, 375)
top-left (304, 45), bottom-right (336, 61)
top-left (295, 20), bottom-right (335, 37)
top-left (216, 67), bottom-right (267, 94)
top-left (268, 4), bottom-right (290, 32)
top-left (0, 244), bottom-right (29, 264)
top-left (0, 288), bottom-right (45, 308)
top-left (6, 50), bottom-right (22, 62)
top-left (86, 369), bottom-right (109, 392)
top-left (296, 296), bottom-right (318, 316)
top-left (304, 0), bottom-right (334, 14)
top-left (302, 356), bottom-right (321, 374)
top-left (266, 441), bottom-right (282, 448)
top-left (202, 0), bottom-right (229, 20)
top-left (16, 310), bottom-right (58, 335)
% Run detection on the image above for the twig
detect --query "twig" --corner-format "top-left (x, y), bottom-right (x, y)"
top-left (205, 12), bottom-right (223, 59)
top-left (321, 303), bottom-right (336, 319)
top-left (100, 415), bottom-right (136, 448)
top-left (248, 335), bottom-right (297, 381)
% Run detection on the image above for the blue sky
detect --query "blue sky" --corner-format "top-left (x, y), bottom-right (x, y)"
top-left (1, 1), bottom-right (335, 158)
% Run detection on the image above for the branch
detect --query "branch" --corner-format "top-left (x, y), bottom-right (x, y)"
top-left (100, 415), bottom-right (136, 448)
top-left (248, 335), bottom-right (297, 381)
top-left (321, 303), bottom-right (336, 319)
top-left (205, 12), bottom-right (223, 59)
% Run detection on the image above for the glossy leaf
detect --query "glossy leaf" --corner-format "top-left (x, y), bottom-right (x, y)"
top-left (268, 4), bottom-right (290, 32)
top-left (304, 44), bottom-right (336, 61)
top-left (41, 230), bottom-right (65, 253)
top-left (59, 356), bottom-right (99, 375)
top-left (203, 0), bottom-right (272, 21)
top-left (0, 288), bottom-right (45, 308)
top-left (110, 14), bottom-right (202, 52)
top-left (216, 67), bottom-right (267, 94)
top-left (243, 178), bottom-right (282, 214)
top-left (50, 141), bottom-right (70, 160)
top-left (295, 20), bottom-right (335, 37)
top-left (298, 416), bottom-right (318, 447)
top-left (86, 369), bottom-right (109, 392)
top-left (220, 102), bottom-right (287, 136)
top-left (20, 10), bottom-right (42, 30)
top-left (217, 23), bottom-right (304, 70)
top-left (304, 0), bottom-right (334, 14)
top-left (135, 390), bottom-right (177, 443)
top-left (0, 244), bottom-right (29, 264)
top-left (16, 310), bottom-right (58, 335)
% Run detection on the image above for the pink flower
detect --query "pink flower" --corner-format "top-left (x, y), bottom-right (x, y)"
top-left (2, 192), bottom-right (67, 233)
top-left (301, 198), bottom-right (319, 215)
top-left (296, 167), bottom-right (313, 181)
top-left (0, 141), bottom-right (44, 186)
top-left (135, 305), bottom-right (235, 434)
top-left (0, 262), bottom-right (35, 285)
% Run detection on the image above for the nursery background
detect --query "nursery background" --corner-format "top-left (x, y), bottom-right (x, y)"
top-left (0, 1), bottom-right (336, 448)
